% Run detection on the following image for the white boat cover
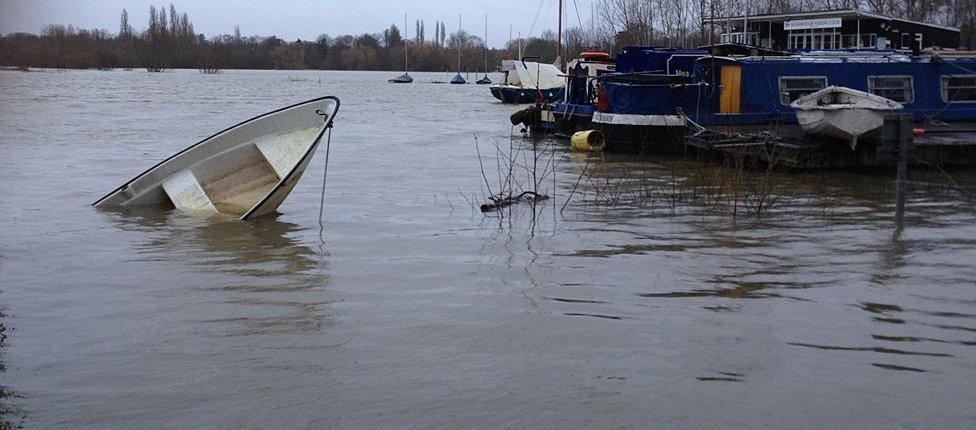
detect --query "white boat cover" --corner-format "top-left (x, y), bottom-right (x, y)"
top-left (500, 60), bottom-right (563, 90)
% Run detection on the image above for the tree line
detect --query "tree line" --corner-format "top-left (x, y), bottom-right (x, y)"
top-left (0, 1), bottom-right (972, 72)
top-left (0, 4), bottom-right (572, 72)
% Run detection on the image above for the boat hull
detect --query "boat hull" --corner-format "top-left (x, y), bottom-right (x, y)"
top-left (792, 86), bottom-right (902, 149)
top-left (389, 73), bottom-right (413, 83)
top-left (490, 85), bottom-right (565, 104)
top-left (93, 96), bottom-right (340, 220)
top-left (795, 108), bottom-right (888, 148)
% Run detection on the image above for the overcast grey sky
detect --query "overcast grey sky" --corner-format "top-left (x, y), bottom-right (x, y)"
top-left (0, 0), bottom-right (594, 48)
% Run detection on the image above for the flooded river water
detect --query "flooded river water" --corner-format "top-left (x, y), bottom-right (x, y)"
top-left (1, 69), bottom-right (975, 428)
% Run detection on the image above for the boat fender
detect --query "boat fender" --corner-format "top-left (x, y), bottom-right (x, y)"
top-left (570, 130), bottom-right (606, 152)
top-left (912, 128), bottom-right (925, 137)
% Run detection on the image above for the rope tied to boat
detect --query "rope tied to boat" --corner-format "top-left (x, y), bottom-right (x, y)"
top-left (318, 122), bottom-right (333, 226)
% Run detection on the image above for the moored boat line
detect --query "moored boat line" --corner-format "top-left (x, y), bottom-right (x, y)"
top-left (515, 9), bottom-right (976, 168)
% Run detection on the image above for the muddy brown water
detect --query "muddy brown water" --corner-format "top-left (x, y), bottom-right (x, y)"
top-left (1, 69), bottom-right (975, 429)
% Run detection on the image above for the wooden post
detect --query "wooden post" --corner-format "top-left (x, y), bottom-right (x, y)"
top-left (893, 114), bottom-right (912, 227)
top-left (556, 0), bottom-right (563, 68)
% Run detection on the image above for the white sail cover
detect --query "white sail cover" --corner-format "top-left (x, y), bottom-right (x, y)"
top-left (501, 60), bottom-right (564, 89)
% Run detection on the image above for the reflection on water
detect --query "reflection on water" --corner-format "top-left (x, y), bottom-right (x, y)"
top-left (105, 207), bottom-right (333, 338)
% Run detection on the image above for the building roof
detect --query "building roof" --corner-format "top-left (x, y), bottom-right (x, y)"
top-left (702, 9), bottom-right (960, 33)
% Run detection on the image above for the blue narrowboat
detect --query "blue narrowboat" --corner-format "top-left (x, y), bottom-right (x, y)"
top-left (602, 51), bottom-right (976, 127)
top-left (545, 47), bottom-right (709, 135)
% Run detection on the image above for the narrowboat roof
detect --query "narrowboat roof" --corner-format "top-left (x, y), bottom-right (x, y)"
top-left (702, 8), bottom-right (961, 33)
top-left (693, 52), bottom-right (976, 65)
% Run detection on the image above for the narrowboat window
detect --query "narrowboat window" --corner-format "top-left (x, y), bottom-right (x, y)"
top-left (868, 76), bottom-right (914, 103)
top-left (779, 76), bottom-right (827, 105)
top-left (941, 76), bottom-right (976, 103)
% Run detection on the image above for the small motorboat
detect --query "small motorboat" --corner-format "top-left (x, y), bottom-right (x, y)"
top-left (389, 73), bottom-right (413, 83)
top-left (93, 96), bottom-right (340, 220)
top-left (791, 86), bottom-right (902, 149)
top-left (450, 73), bottom-right (466, 84)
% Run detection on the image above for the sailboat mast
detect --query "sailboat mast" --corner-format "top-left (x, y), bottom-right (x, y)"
top-left (404, 13), bottom-right (409, 73)
top-left (483, 13), bottom-right (489, 76)
top-left (518, 31), bottom-right (522, 59)
top-left (457, 13), bottom-right (462, 72)
top-left (556, 0), bottom-right (563, 68)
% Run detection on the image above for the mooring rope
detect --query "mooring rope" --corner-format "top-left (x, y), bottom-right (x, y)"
top-left (318, 124), bottom-right (333, 226)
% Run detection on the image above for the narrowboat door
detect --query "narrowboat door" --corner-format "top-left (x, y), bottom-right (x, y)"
top-left (719, 65), bottom-right (742, 114)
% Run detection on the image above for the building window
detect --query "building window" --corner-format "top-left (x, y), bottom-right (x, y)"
top-left (788, 31), bottom-right (842, 50)
top-left (840, 34), bottom-right (877, 49)
top-left (941, 75), bottom-right (976, 103)
top-left (720, 32), bottom-right (759, 46)
top-left (861, 34), bottom-right (877, 49)
top-left (779, 76), bottom-right (827, 105)
top-left (869, 76), bottom-right (914, 103)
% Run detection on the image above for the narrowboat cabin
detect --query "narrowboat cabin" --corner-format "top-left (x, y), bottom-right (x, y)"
top-left (598, 51), bottom-right (976, 127)
top-left (540, 51), bottom-right (617, 132)
top-left (539, 47), bottom-right (709, 138)
top-left (540, 45), bottom-right (787, 137)
top-left (594, 51), bottom-right (976, 164)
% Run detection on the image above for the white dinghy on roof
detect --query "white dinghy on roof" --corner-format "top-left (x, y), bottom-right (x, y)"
top-left (791, 86), bottom-right (902, 150)
top-left (94, 96), bottom-right (339, 220)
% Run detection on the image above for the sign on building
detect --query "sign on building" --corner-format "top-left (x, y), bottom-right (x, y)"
top-left (784, 17), bottom-right (843, 31)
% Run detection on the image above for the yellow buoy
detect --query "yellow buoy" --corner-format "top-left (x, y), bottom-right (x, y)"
top-left (570, 130), bottom-right (606, 152)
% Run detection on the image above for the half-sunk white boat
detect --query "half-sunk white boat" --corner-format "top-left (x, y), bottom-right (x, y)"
top-left (94, 96), bottom-right (339, 220)
top-left (791, 86), bottom-right (902, 149)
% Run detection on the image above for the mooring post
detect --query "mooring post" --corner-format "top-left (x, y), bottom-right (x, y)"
top-left (893, 114), bottom-right (912, 227)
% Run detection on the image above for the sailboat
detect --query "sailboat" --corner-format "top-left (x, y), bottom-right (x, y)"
top-left (389, 14), bottom-right (413, 83)
top-left (476, 13), bottom-right (492, 85)
top-left (488, 1), bottom-right (566, 102)
top-left (451, 13), bottom-right (466, 84)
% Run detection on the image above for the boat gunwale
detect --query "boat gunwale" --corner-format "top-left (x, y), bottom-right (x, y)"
top-left (791, 85), bottom-right (903, 111)
top-left (240, 100), bottom-right (339, 220)
top-left (92, 95), bottom-right (341, 210)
